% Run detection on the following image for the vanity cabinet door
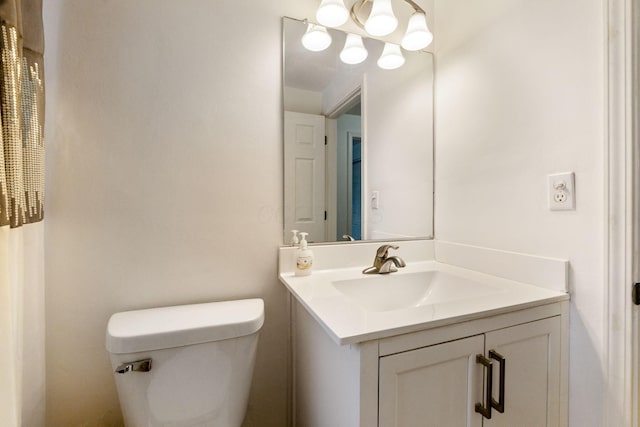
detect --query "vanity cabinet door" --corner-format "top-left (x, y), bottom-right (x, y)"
top-left (483, 317), bottom-right (561, 427)
top-left (379, 335), bottom-right (484, 427)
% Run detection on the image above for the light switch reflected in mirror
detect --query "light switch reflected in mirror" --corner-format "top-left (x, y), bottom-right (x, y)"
top-left (283, 17), bottom-right (433, 244)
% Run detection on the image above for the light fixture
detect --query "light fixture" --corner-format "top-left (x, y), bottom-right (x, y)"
top-left (401, 11), bottom-right (433, 51)
top-left (316, 0), bottom-right (349, 28)
top-left (365, 0), bottom-right (398, 36)
top-left (301, 23), bottom-right (332, 52)
top-left (302, 0), bottom-right (434, 69)
top-left (340, 34), bottom-right (368, 65)
top-left (377, 43), bottom-right (405, 69)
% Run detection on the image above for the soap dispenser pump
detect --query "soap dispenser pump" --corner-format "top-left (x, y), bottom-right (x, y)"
top-left (295, 232), bottom-right (313, 276)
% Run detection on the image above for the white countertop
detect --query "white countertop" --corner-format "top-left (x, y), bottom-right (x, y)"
top-left (279, 260), bottom-right (569, 345)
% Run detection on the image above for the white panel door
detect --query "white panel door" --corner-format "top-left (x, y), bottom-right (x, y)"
top-left (284, 111), bottom-right (326, 242)
top-left (484, 317), bottom-right (561, 427)
top-left (379, 335), bottom-right (484, 427)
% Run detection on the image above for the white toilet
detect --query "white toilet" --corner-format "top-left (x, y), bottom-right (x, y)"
top-left (105, 298), bottom-right (264, 427)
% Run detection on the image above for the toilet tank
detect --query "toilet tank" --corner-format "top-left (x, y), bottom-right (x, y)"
top-left (106, 299), bottom-right (264, 427)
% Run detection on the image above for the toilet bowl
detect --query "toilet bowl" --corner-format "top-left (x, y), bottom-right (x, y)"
top-left (105, 299), bottom-right (264, 427)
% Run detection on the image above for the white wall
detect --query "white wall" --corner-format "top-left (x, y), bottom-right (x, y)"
top-left (43, 0), bottom-right (609, 425)
top-left (42, 0), bottom-right (317, 425)
top-left (433, 0), bottom-right (605, 425)
top-left (284, 86), bottom-right (323, 115)
top-left (366, 52), bottom-right (434, 239)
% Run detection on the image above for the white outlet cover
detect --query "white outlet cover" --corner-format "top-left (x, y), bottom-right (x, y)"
top-left (548, 172), bottom-right (575, 211)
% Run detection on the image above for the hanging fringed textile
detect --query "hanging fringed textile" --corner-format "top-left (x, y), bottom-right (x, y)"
top-left (0, 0), bottom-right (45, 228)
top-left (0, 1), bottom-right (45, 426)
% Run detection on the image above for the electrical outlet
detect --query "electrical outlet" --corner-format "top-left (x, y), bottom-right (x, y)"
top-left (548, 172), bottom-right (575, 211)
top-left (554, 192), bottom-right (567, 203)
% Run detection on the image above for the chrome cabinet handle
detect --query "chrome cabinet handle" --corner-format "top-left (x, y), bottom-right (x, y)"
top-left (489, 350), bottom-right (505, 413)
top-left (475, 354), bottom-right (493, 419)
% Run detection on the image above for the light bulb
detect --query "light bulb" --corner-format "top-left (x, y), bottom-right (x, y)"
top-left (340, 34), bottom-right (368, 65)
top-left (401, 12), bottom-right (433, 51)
top-left (377, 43), bottom-right (405, 69)
top-left (316, 0), bottom-right (349, 28)
top-left (301, 23), bottom-right (332, 52)
top-left (365, 0), bottom-right (398, 37)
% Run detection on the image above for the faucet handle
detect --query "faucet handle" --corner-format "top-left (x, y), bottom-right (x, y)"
top-left (378, 259), bottom-right (399, 274)
top-left (363, 245), bottom-right (402, 274)
top-left (376, 244), bottom-right (399, 258)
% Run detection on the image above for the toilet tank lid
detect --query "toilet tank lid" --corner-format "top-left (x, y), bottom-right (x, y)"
top-left (106, 299), bottom-right (264, 354)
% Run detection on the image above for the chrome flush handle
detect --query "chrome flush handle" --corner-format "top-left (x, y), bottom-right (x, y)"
top-left (115, 358), bottom-right (152, 374)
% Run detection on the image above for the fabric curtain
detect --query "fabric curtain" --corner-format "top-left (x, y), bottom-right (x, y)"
top-left (0, 0), bottom-right (45, 425)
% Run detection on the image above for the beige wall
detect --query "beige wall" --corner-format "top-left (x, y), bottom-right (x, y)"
top-left (433, 0), bottom-right (605, 425)
top-left (43, 1), bottom-right (314, 425)
top-left (44, 0), bottom-right (608, 425)
top-left (284, 87), bottom-right (323, 115)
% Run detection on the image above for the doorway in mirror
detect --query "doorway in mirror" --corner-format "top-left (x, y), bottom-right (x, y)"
top-left (284, 111), bottom-right (327, 243)
top-left (350, 135), bottom-right (362, 240)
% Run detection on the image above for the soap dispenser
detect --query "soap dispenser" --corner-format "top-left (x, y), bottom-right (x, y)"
top-left (290, 229), bottom-right (299, 246)
top-left (295, 232), bottom-right (314, 276)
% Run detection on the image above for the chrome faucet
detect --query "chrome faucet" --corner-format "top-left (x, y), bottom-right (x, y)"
top-left (363, 244), bottom-right (406, 274)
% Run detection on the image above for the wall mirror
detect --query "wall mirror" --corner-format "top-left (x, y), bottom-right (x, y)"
top-left (283, 16), bottom-right (434, 244)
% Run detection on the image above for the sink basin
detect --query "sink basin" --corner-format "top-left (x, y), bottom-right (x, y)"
top-left (332, 271), bottom-right (504, 312)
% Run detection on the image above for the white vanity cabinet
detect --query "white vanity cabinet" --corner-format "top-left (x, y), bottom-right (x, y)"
top-left (379, 317), bottom-right (561, 427)
top-left (292, 301), bottom-right (568, 427)
top-left (379, 334), bottom-right (485, 427)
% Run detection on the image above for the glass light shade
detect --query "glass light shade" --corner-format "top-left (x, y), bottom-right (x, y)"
top-left (401, 12), bottom-right (433, 51)
top-left (301, 23), bottom-right (332, 52)
top-left (365, 0), bottom-right (398, 36)
top-left (316, 0), bottom-right (349, 27)
top-left (377, 43), bottom-right (405, 69)
top-left (340, 34), bottom-right (368, 65)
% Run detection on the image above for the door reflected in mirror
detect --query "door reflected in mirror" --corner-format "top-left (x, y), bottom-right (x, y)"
top-left (283, 17), bottom-right (433, 244)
